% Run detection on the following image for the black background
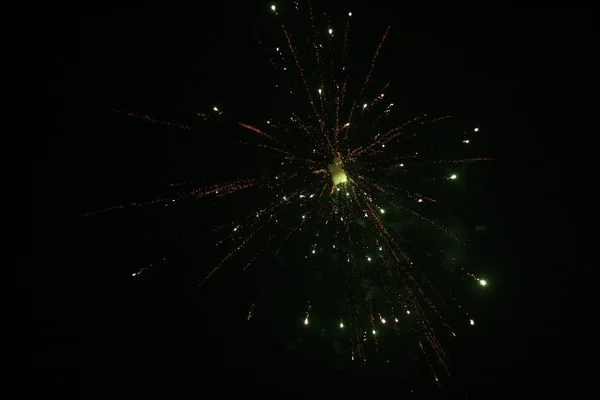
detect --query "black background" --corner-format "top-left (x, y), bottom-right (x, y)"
top-left (29, 3), bottom-right (594, 397)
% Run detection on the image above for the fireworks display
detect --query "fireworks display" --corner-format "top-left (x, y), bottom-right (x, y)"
top-left (81, 2), bottom-right (496, 388)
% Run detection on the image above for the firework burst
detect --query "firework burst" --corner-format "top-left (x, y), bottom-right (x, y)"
top-left (83, 1), bottom-right (495, 387)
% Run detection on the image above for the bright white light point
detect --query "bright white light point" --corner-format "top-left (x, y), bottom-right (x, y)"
top-left (337, 187), bottom-right (340, 191)
top-left (381, 319), bottom-right (386, 324)
top-left (276, 47), bottom-right (279, 51)
top-left (318, 88), bottom-right (322, 94)
top-left (400, 163), bottom-right (404, 167)
top-left (450, 174), bottom-right (457, 180)
top-left (340, 322), bottom-right (344, 328)
top-left (304, 317), bottom-right (309, 325)
top-left (333, 244), bottom-right (335, 248)
top-left (380, 209), bottom-right (385, 214)
top-left (283, 196), bottom-right (287, 200)
top-left (348, 12), bottom-right (352, 16)
top-left (464, 139), bottom-right (470, 143)
top-left (372, 330), bottom-right (376, 335)
top-left (474, 127), bottom-right (479, 132)
top-left (267, 120), bottom-right (270, 124)
top-left (364, 213), bottom-right (368, 217)
top-left (312, 250), bottom-right (315, 254)
top-left (470, 319), bottom-right (475, 325)
top-left (271, 5), bottom-right (276, 11)
top-left (363, 103), bottom-right (367, 108)
top-left (406, 310), bottom-right (411, 315)
top-left (381, 144), bottom-right (385, 148)
top-left (328, 28), bottom-right (333, 34)
top-left (394, 318), bottom-right (398, 322)
top-left (480, 279), bottom-right (487, 286)
top-left (379, 247), bottom-right (382, 251)
top-left (418, 199), bottom-right (423, 203)
top-left (346, 192), bottom-right (349, 196)
top-left (367, 257), bottom-right (371, 261)
top-left (343, 122), bottom-right (350, 127)
top-left (213, 106), bottom-right (219, 111)
top-left (302, 215), bottom-right (305, 219)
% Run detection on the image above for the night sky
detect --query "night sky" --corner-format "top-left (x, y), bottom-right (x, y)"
top-left (31, 3), bottom-right (594, 397)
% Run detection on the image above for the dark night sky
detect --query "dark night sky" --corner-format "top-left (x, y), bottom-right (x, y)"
top-left (30, 3), bottom-right (595, 397)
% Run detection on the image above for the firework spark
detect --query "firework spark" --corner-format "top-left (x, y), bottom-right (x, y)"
top-left (84, 2), bottom-right (494, 387)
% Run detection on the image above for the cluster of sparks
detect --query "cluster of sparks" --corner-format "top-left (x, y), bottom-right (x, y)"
top-left (84, 1), bottom-right (496, 388)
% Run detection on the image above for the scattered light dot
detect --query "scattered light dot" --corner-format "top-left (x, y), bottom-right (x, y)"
top-left (343, 122), bottom-right (350, 127)
top-left (363, 103), bottom-right (368, 108)
top-left (213, 106), bottom-right (219, 112)
top-left (302, 215), bottom-right (305, 219)
top-left (381, 144), bottom-right (385, 148)
top-left (318, 88), bottom-right (322, 94)
top-left (304, 317), bottom-right (309, 325)
top-left (400, 163), bottom-right (404, 167)
top-left (381, 319), bottom-right (386, 324)
top-left (312, 249), bottom-right (315, 254)
top-left (463, 139), bottom-right (470, 144)
top-left (372, 330), bottom-right (376, 335)
top-left (450, 174), bottom-right (457, 180)
top-left (340, 322), bottom-right (344, 328)
top-left (479, 279), bottom-right (487, 286)
top-left (406, 310), bottom-right (411, 315)
top-left (271, 5), bottom-right (276, 11)
top-left (328, 28), bottom-right (333, 34)
top-left (418, 199), bottom-right (423, 203)
top-left (380, 209), bottom-right (385, 214)
top-left (379, 247), bottom-right (382, 251)
top-left (474, 127), bottom-right (479, 132)
top-left (348, 12), bottom-right (352, 16)
top-left (394, 318), bottom-right (398, 322)
top-left (470, 319), bottom-right (475, 325)
top-left (367, 257), bottom-right (372, 261)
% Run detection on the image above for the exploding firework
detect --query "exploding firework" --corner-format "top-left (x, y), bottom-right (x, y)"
top-left (83, 2), bottom-right (495, 387)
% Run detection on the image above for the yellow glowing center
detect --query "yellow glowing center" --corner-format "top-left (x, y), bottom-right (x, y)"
top-left (328, 156), bottom-right (348, 185)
